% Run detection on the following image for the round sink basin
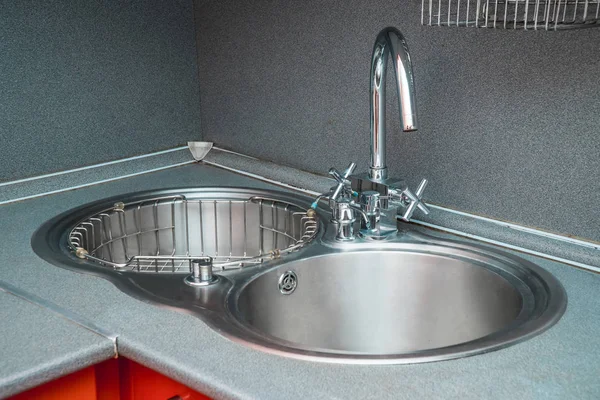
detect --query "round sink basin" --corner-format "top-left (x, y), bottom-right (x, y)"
top-left (227, 248), bottom-right (566, 364)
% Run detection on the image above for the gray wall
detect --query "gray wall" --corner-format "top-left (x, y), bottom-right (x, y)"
top-left (195, 0), bottom-right (600, 242)
top-left (0, 0), bottom-right (201, 182)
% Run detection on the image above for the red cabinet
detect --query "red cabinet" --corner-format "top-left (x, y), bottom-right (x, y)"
top-left (9, 358), bottom-right (211, 400)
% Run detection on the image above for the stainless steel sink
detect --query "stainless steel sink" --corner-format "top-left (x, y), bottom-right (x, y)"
top-left (220, 237), bottom-right (566, 364)
top-left (32, 187), bottom-right (567, 365)
top-left (235, 251), bottom-right (522, 354)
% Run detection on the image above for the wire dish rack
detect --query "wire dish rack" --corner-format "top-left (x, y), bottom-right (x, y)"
top-left (422, 0), bottom-right (600, 30)
top-left (68, 195), bottom-right (318, 273)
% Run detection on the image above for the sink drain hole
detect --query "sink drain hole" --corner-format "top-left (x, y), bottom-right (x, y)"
top-left (278, 271), bottom-right (298, 295)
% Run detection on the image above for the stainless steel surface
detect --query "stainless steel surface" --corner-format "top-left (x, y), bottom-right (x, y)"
top-left (328, 162), bottom-right (356, 202)
top-left (422, 0), bottom-right (600, 30)
top-left (278, 271), bottom-right (298, 295)
top-left (184, 258), bottom-right (219, 287)
top-left (332, 199), bottom-right (358, 241)
top-left (396, 178), bottom-right (430, 222)
top-left (345, 28), bottom-right (429, 228)
top-left (319, 165), bottom-right (380, 240)
top-left (33, 187), bottom-right (566, 365)
top-left (318, 161), bottom-right (428, 239)
top-left (369, 27), bottom-right (418, 181)
top-left (237, 252), bottom-right (521, 353)
top-left (67, 191), bottom-right (318, 272)
top-left (350, 172), bottom-right (393, 209)
top-left (358, 190), bottom-right (381, 231)
top-left (223, 230), bottom-right (567, 364)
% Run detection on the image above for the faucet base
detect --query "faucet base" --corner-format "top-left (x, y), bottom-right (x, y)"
top-left (358, 227), bottom-right (397, 240)
top-left (369, 167), bottom-right (388, 181)
top-left (350, 172), bottom-right (406, 209)
top-left (350, 173), bottom-right (406, 192)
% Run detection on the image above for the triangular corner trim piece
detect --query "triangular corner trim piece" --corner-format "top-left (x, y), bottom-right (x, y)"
top-left (188, 141), bottom-right (214, 161)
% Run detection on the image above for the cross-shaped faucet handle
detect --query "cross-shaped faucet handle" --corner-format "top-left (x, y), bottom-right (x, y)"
top-left (398, 179), bottom-right (429, 222)
top-left (328, 162), bottom-right (356, 201)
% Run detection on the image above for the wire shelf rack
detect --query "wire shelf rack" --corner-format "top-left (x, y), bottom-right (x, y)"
top-left (68, 195), bottom-right (318, 273)
top-left (421, 0), bottom-right (600, 30)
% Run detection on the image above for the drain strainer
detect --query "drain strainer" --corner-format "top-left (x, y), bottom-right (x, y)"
top-left (278, 271), bottom-right (298, 295)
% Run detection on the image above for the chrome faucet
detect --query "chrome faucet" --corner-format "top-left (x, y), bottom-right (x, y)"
top-left (351, 27), bottom-right (429, 230)
top-left (312, 27), bottom-right (430, 241)
top-left (368, 27), bottom-right (418, 181)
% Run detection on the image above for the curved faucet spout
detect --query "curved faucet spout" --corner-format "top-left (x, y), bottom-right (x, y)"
top-left (369, 27), bottom-right (418, 181)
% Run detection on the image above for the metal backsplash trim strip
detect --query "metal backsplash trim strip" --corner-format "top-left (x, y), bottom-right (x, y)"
top-left (412, 221), bottom-right (600, 274)
top-left (427, 204), bottom-right (599, 250)
top-left (0, 146), bottom-right (189, 188)
top-left (202, 160), bottom-right (321, 196)
top-left (0, 161), bottom-right (195, 207)
top-left (212, 146), bottom-right (259, 160)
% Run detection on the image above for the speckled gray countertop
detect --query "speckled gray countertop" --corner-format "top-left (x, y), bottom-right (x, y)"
top-left (1, 162), bottom-right (599, 399)
top-left (0, 290), bottom-right (115, 398)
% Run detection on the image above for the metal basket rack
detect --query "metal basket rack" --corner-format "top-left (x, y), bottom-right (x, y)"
top-left (68, 195), bottom-right (318, 273)
top-left (422, 0), bottom-right (600, 30)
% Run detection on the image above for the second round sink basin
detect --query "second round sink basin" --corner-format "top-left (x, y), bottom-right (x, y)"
top-left (226, 246), bottom-right (566, 364)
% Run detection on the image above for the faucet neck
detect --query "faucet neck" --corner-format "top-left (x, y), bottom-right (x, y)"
top-left (369, 27), bottom-right (418, 181)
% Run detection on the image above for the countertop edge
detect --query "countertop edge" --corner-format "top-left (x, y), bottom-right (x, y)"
top-left (0, 333), bottom-right (115, 399)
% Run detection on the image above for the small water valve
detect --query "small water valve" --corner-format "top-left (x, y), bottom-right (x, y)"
top-left (184, 257), bottom-right (218, 287)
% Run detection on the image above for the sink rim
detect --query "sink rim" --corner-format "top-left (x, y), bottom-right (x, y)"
top-left (221, 242), bottom-right (567, 365)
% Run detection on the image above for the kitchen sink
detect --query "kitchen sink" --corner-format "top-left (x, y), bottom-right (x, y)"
top-left (32, 187), bottom-right (566, 364)
top-left (28, 24), bottom-right (569, 365)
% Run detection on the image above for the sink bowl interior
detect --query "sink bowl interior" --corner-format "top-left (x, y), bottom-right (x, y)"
top-left (231, 249), bottom-right (565, 362)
